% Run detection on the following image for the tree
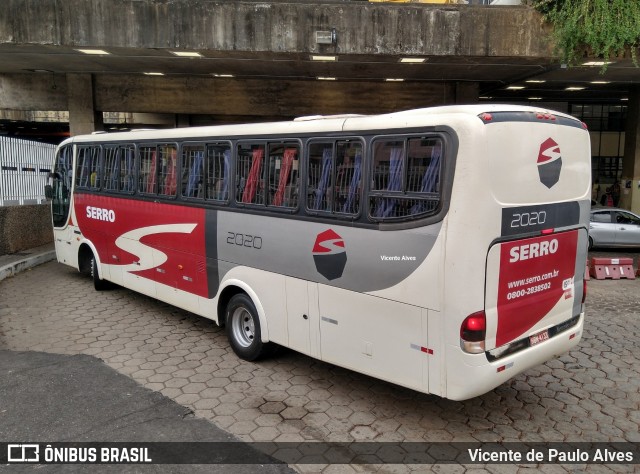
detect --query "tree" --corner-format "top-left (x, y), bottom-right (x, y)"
top-left (528, 0), bottom-right (640, 70)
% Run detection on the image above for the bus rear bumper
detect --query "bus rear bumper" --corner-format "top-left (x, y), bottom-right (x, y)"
top-left (444, 313), bottom-right (584, 401)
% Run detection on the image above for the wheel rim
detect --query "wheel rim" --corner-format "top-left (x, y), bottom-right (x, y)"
top-left (231, 307), bottom-right (255, 348)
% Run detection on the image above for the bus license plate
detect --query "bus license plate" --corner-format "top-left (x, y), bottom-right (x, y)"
top-left (529, 330), bottom-right (549, 346)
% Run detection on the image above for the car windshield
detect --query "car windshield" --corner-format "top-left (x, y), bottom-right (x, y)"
top-left (616, 212), bottom-right (640, 225)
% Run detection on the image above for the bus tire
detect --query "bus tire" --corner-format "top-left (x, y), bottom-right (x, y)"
top-left (588, 236), bottom-right (594, 251)
top-left (226, 293), bottom-right (273, 361)
top-left (91, 255), bottom-right (111, 291)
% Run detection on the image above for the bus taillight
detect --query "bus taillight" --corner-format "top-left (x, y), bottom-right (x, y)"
top-left (460, 311), bottom-right (486, 354)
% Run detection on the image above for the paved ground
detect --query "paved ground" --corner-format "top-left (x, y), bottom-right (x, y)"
top-left (1, 250), bottom-right (639, 473)
top-left (0, 350), bottom-right (293, 473)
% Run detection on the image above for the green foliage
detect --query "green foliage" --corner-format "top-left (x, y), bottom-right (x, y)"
top-left (528, 0), bottom-right (640, 70)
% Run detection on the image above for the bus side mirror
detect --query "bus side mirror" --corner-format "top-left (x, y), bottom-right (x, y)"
top-left (45, 184), bottom-right (53, 199)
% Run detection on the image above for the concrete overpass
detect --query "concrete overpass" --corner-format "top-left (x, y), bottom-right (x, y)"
top-left (0, 0), bottom-right (639, 211)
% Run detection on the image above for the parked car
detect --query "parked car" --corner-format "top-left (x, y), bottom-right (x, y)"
top-left (589, 207), bottom-right (640, 250)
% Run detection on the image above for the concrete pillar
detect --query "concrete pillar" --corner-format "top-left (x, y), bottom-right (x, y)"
top-left (620, 86), bottom-right (640, 214)
top-left (67, 74), bottom-right (103, 136)
top-left (455, 82), bottom-right (479, 104)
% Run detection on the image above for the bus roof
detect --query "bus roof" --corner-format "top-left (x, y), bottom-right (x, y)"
top-left (61, 104), bottom-right (580, 147)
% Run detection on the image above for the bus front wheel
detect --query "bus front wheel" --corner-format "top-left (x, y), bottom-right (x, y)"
top-left (225, 293), bottom-right (273, 361)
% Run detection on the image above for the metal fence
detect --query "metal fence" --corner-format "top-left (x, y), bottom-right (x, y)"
top-left (0, 136), bottom-right (55, 206)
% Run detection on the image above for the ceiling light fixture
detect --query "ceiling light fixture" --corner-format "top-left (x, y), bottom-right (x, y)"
top-left (385, 78), bottom-right (405, 82)
top-left (565, 86), bottom-right (586, 91)
top-left (171, 51), bottom-right (203, 58)
top-left (582, 61), bottom-right (613, 66)
top-left (144, 72), bottom-right (165, 76)
top-left (212, 73), bottom-right (234, 78)
top-left (525, 80), bottom-right (546, 83)
top-left (317, 76), bottom-right (337, 81)
top-left (75, 48), bottom-right (111, 55)
top-left (311, 55), bottom-right (337, 61)
top-left (590, 81), bottom-right (610, 84)
top-left (506, 86), bottom-right (525, 90)
top-left (399, 58), bottom-right (426, 63)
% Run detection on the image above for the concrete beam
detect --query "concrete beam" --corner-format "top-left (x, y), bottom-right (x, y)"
top-left (0, 1), bottom-right (552, 59)
top-left (0, 74), bottom-right (67, 110)
top-left (0, 73), bottom-right (454, 116)
top-left (94, 75), bottom-right (453, 115)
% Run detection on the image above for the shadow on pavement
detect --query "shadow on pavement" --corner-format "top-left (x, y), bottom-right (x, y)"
top-left (0, 349), bottom-right (295, 473)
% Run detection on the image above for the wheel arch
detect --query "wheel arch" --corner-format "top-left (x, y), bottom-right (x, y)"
top-left (216, 279), bottom-right (270, 342)
top-left (77, 240), bottom-right (102, 278)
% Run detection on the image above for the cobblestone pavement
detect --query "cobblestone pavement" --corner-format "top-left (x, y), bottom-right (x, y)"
top-left (1, 253), bottom-right (639, 473)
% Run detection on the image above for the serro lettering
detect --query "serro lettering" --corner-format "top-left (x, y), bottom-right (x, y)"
top-left (509, 238), bottom-right (558, 263)
top-left (86, 206), bottom-right (116, 222)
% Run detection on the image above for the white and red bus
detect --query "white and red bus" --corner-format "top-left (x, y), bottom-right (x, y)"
top-left (48, 105), bottom-right (591, 400)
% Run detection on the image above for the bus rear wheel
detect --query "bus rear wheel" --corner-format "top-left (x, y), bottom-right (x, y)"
top-left (91, 255), bottom-right (111, 291)
top-left (225, 293), bottom-right (273, 361)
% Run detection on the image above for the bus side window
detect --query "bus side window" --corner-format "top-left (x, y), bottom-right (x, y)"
top-left (89, 147), bottom-right (101, 189)
top-left (335, 141), bottom-right (362, 215)
top-left (406, 138), bottom-right (441, 216)
top-left (182, 144), bottom-right (205, 199)
top-left (268, 144), bottom-right (299, 208)
top-left (408, 138), bottom-right (441, 195)
top-left (237, 144), bottom-right (266, 205)
top-left (371, 141), bottom-right (404, 218)
top-left (139, 146), bottom-right (157, 194)
top-left (76, 146), bottom-right (101, 190)
top-left (369, 136), bottom-right (442, 221)
top-left (307, 140), bottom-right (362, 215)
top-left (307, 143), bottom-right (334, 212)
top-left (120, 146), bottom-right (136, 193)
top-left (158, 145), bottom-right (178, 197)
top-left (205, 145), bottom-right (230, 202)
top-left (103, 147), bottom-right (120, 191)
top-left (75, 147), bottom-right (89, 188)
